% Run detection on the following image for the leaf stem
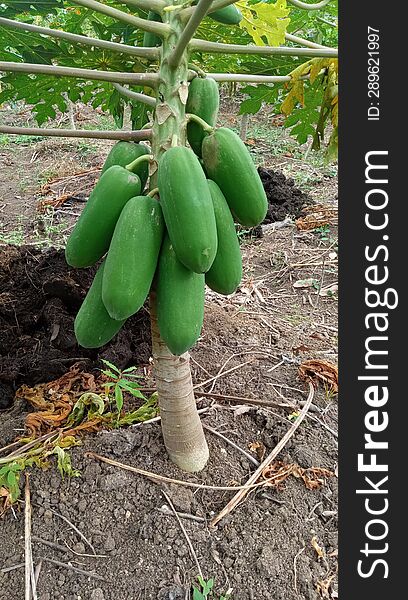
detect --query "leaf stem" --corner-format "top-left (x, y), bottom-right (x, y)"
top-left (190, 39), bottom-right (338, 57)
top-left (0, 126), bottom-right (152, 141)
top-left (194, 72), bottom-right (312, 83)
top-left (285, 32), bottom-right (329, 49)
top-left (188, 63), bottom-right (207, 78)
top-left (0, 61), bottom-right (159, 87)
top-left (112, 83), bottom-right (156, 107)
top-left (0, 17), bottom-right (159, 60)
top-left (168, 0), bottom-right (214, 67)
top-left (70, 0), bottom-right (170, 36)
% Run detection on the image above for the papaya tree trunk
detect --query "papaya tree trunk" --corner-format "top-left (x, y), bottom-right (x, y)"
top-left (148, 6), bottom-right (209, 472)
top-left (150, 294), bottom-right (209, 472)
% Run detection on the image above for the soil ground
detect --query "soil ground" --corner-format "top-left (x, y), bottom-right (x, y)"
top-left (0, 99), bottom-right (338, 600)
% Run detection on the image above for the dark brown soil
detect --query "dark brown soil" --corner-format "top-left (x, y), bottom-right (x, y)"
top-left (259, 168), bottom-right (313, 223)
top-left (0, 246), bottom-right (151, 409)
top-left (0, 227), bottom-right (338, 600)
top-left (0, 99), bottom-right (337, 598)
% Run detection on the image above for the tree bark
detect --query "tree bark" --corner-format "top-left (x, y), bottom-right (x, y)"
top-left (150, 294), bottom-right (209, 472)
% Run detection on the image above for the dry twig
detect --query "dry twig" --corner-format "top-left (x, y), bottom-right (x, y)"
top-left (294, 547), bottom-right (306, 593)
top-left (209, 381), bottom-right (315, 527)
top-left (161, 491), bottom-right (204, 579)
top-left (157, 506), bottom-right (205, 523)
top-left (193, 359), bottom-right (254, 392)
top-left (203, 423), bottom-right (260, 467)
top-left (40, 557), bottom-right (109, 582)
top-left (87, 453), bottom-right (298, 492)
top-left (46, 508), bottom-right (96, 556)
top-left (24, 474), bottom-right (37, 600)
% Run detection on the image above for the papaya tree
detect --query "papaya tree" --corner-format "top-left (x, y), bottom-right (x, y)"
top-left (0, 0), bottom-right (338, 473)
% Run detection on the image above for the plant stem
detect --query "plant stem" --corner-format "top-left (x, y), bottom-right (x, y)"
top-left (112, 83), bottom-right (157, 106)
top-left (70, 0), bottom-right (170, 36)
top-left (285, 32), bottom-right (328, 49)
top-left (199, 73), bottom-right (304, 83)
top-left (0, 61), bottom-right (159, 87)
top-left (185, 113), bottom-right (214, 133)
top-left (147, 187), bottom-right (159, 197)
top-left (188, 63), bottom-right (207, 78)
top-left (316, 15), bottom-right (337, 27)
top-left (190, 39), bottom-right (338, 57)
top-left (0, 126), bottom-right (152, 141)
top-left (168, 0), bottom-right (214, 67)
top-left (126, 153), bottom-right (153, 172)
top-left (0, 17), bottom-right (159, 60)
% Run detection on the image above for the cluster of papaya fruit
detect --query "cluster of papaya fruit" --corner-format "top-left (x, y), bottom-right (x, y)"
top-left (65, 76), bottom-right (267, 356)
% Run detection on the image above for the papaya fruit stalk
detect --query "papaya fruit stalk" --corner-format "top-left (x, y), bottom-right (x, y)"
top-left (149, 5), bottom-right (209, 473)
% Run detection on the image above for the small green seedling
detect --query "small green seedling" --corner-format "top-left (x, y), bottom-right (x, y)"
top-left (193, 576), bottom-right (232, 600)
top-left (313, 224), bottom-right (331, 241)
top-left (100, 359), bottom-right (147, 414)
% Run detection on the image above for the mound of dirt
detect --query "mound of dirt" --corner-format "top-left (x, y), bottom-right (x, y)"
top-left (259, 167), bottom-right (313, 223)
top-left (0, 246), bottom-right (151, 409)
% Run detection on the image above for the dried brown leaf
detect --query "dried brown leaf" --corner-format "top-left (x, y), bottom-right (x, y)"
top-left (262, 461), bottom-right (335, 491)
top-left (298, 359), bottom-right (338, 393)
top-left (311, 536), bottom-right (325, 558)
top-left (295, 204), bottom-right (338, 231)
top-left (248, 441), bottom-right (266, 461)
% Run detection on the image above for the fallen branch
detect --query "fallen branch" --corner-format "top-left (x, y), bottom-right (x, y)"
top-left (1, 563), bottom-right (25, 574)
top-left (193, 359), bottom-right (254, 391)
top-left (140, 387), bottom-right (292, 409)
top-left (209, 381), bottom-right (315, 527)
top-left (157, 505), bottom-right (205, 523)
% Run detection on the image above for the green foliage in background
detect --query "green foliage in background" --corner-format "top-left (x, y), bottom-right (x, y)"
top-left (0, 0), bottom-right (338, 155)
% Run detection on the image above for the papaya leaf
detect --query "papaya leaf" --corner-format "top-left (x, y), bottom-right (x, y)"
top-left (238, 0), bottom-right (290, 46)
top-left (0, 1), bottom-right (63, 18)
top-left (283, 78), bottom-right (323, 145)
top-left (239, 83), bottom-right (279, 114)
